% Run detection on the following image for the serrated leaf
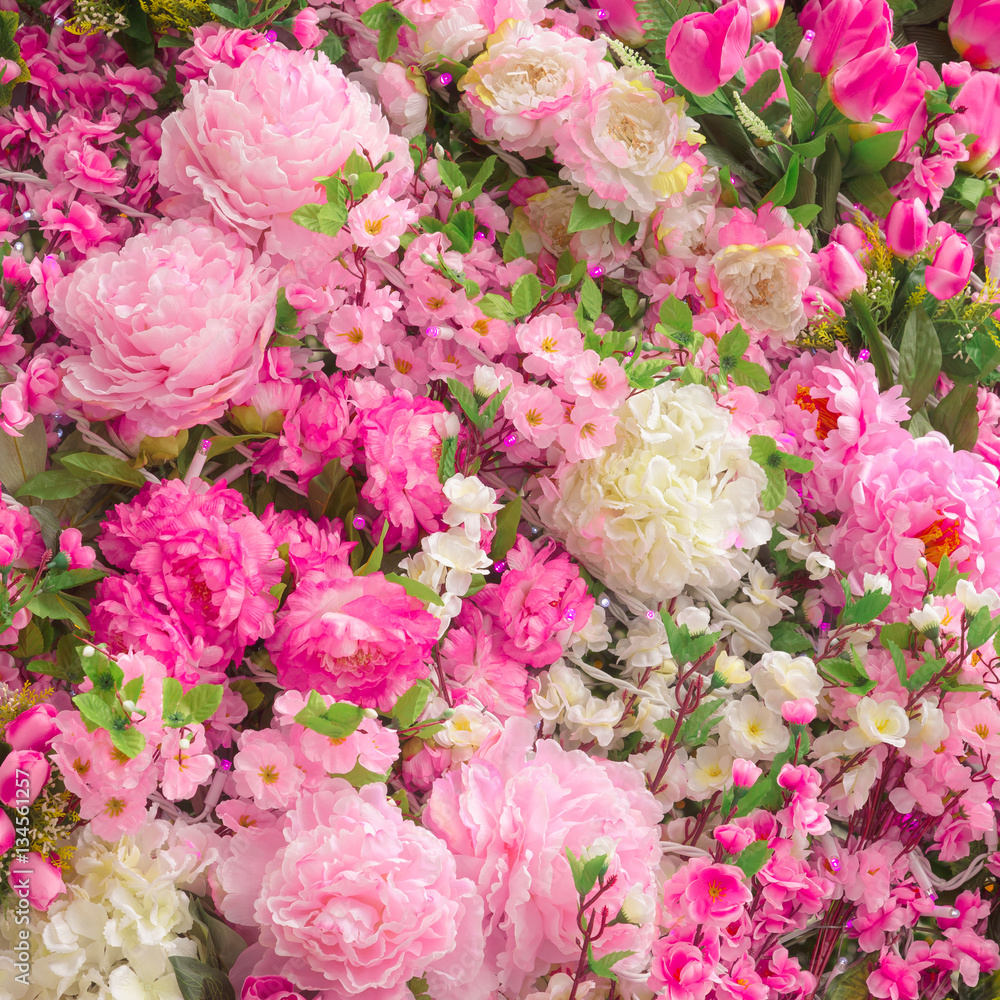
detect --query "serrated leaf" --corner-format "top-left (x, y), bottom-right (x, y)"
top-left (108, 725), bottom-right (146, 759)
top-left (659, 295), bottom-right (693, 332)
top-left (840, 590), bottom-right (892, 626)
top-left (41, 568), bottom-right (106, 592)
top-left (478, 294), bottom-right (519, 321)
top-left (169, 956), bottom-right (237, 1000)
top-left (122, 676), bottom-right (144, 704)
top-left (732, 359), bottom-right (770, 391)
top-left (383, 572), bottom-right (445, 606)
top-left (511, 273), bottom-right (542, 316)
top-left (437, 435), bottom-right (458, 484)
top-left (627, 358), bottom-right (669, 390)
top-left (178, 684), bottom-right (224, 725)
top-left (733, 840), bottom-right (774, 878)
top-left (587, 944), bottom-right (635, 981)
top-left (436, 158), bottom-right (465, 195)
top-left (565, 846), bottom-right (608, 897)
top-left (679, 697), bottom-right (726, 744)
top-left (769, 620), bottom-right (814, 654)
top-left (580, 276), bottom-right (603, 321)
top-left (73, 691), bottom-right (116, 730)
top-left (392, 678), bottom-right (433, 729)
top-left (447, 377), bottom-right (482, 427)
top-left (503, 229), bottom-right (525, 263)
top-left (567, 194), bottom-right (615, 234)
top-left (489, 495), bottom-right (521, 562)
top-left (26, 592), bottom-right (90, 630)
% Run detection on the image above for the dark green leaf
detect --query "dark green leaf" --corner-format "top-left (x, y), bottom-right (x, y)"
top-left (769, 620), bottom-right (815, 654)
top-left (490, 495), bottom-right (522, 561)
top-left (614, 218), bottom-right (640, 244)
top-left (511, 273), bottom-right (542, 316)
top-left (16, 468), bottom-right (104, 500)
top-left (437, 435), bottom-right (458, 484)
top-left (844, 131), bottom-right (904, 178)
top-left (26, 593), bottom-right (90, 630)
top-left (846, 172), bottom-right (895, 217)
top-left (169, 956), bottom-right (237, 1000)
top-left (41, 568), bottom-right (106, 592)
top-left (761, 155), bottom-right (800, 207)
top-left (930, 382), bottom-right (979, 451)
top-left (824, 960), bottom-right (873, 1000)
top-left (58, 452), bottom-right (146, 488)
top-left (899, 305), bottom-right (942, 414)
top-left (743, 69), bottom-right (781, 113)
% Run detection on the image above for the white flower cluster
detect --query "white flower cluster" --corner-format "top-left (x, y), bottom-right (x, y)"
top-left (0, 817), bottom-right (219, 1000)
top-left (540, 382), bottom-right (771, 603)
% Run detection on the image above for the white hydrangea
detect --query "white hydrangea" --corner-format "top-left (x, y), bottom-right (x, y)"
top-left (0, 817), bottom-right (218, 1000)
top-left (539, 382), bottom-right (770, 603)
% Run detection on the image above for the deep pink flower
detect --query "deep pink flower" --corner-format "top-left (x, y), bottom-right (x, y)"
top-left (4, 703), bottom-right (59, 752)
top-left (664, 1), bottom-right (751, 96)
top-left (8, 852), bottom-right (65, 911)
top-left (949, 0), bottom-right (1000, 69)
top-left (267, 572), bottom-right (441, 711)
top-left (648, 938), bottom-right (719, 1000)
top-left (663, 857), bottom-right (752, 926)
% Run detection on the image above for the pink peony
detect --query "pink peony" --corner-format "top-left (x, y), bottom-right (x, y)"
top-left (97, 479), bottom-right (284, 668)
top-left (216, 783), bottom-right (488, 1000)
top-left (159, 41), bottom-right (411, 243)
top-left (267, 572), bottom-right (441, 711)
top-left (424, 717), bottom-right (662, 994)
top-left (829, 431), bottom-right (1000, 616)
top-left (51, 219), bottom-right (276, 436)
top-left (354, 389), bottom-right (453, 549)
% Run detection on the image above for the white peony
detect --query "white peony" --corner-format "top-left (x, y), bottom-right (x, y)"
top-left (539, 381), bottom-right (770, 603)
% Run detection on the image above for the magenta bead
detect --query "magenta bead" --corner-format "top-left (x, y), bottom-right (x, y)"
top-left (352, 516), bottom-right (366, 529)
top-left (438, 73), bottom-right (453, 86)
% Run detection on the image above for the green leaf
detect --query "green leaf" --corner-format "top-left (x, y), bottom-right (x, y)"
top-left (787, 134), bottom-right (828, 159)
top-left (383, 572), bottom-right (445, 606)
top-left (966, 606), bottom-right (1000, 650)
top-left (511, 273), bottom-right (542, 316)
top-left (73, 692), bottom-right (117, 730)
top-left (294, 692), bottom-right (365, 739)
top-left (26, 593), bottom-right (90, 631)
top-left (732, 359), bottom-right (771, 391)
top-left (565, 846), bottom-right (608, 897)
top-left (627, 358), bottom-right (669, 390)
top-left (162, 677), bottom-right (183, 721)
top-left (42, 568), bottom-right (106, 592)
top-left (787, 204), bottom-right (823, 228)
top-left (580, 276), bottom-right (603, 322)
top-left (229, 678), bottom-right (263, 712)
top-left (717, 324), bottom-right (749, 361)
top-left (733, 840), bottom-right (774, 878)
top-left (587, 945), bottom-right (635, 981)
top-left (846, 172), bottom-right (896, 217)
top-left (392, 678), bottom-right (433, 729)
top-left (905, 651), bottom-right (947, 691)
top-left (444, 209), bottom-right (475, 253)
top-left (178, 684), bottom-right (224, 725)
top-left (307, 460), bottom-right (354, 521)
top-left (447, 377), bottom-right (483, 427)
top-left (844, 131), bottom-right (904, 178)
top-left (761, 155), bottom-right (800, 207)
top-left (613, 218), bottom-right (640, 244)
top-left (743, 69), bottom-right (782, 112)
top-left (122, 676), bottom-right (144, 705)
top-left (824, 960), bottom-right (873, 1000)
top-left (899, 305), bottom-right (942, 414)
top-left (931, 553), bottom-right (967, 596)
top-left (840, 590), bottom-right (892, 626)
top-left (680, 697), bottom-right (726, 744)
top-left (357, 521), bottom-right (391, 576)
top-left (16, 468), bottom-right (104, 500)
top-left (567, 194), bottom-right (615, 234)
top-left (478, 294), bottom-right (519, 322)
top-left (769, 620), bottom-right (814, 654)
top-left (659, 295), bottom-right (693, 333)
top-left (206, 434), bottom-right (275, 459)
top-left (749, 435), bottom-right (788, 510)
top-left (437, 435), bottom-right (458, 484)
top-left (435, 158), bottom-right (465, 195)
top-left (949, 173), bottom-right (988, 211)
top-left (503, 229), bottom-right (526, 263)
top-left (334, 760), bottom-right (388, 787)
top-left (781, 68), bottom-right (816, 140)
top-left (169, 956), bottom-right (237, 1000)
top-left (0, 11), bottom-right (30, 106)
top-left (660, 612), bottom-right (720, 667)
top-left (478, 385), bottom-right (510, 430)
top-left (489, 495), bottom-right (521, 561)
top-left (108, 726), bottom-right (146, 759)
top-left (275, 287), bottom-right (300, 339)
top-left (316, 31), bottom-right (345, 63)
top-left (930, 382), bottom-right (979, 451)
top-left (58, 452), bottom-right (146, 489)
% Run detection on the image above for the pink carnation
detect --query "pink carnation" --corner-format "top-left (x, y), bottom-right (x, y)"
top-left (97, 479), bottom-right (284, 668)
top-left (828, 431), bottom-right (1000, 616)
top-left (267, 572), bottom-right (441, 711)
top-left (425, 717), bottom-right (662, 994)
top-left (771, 345), bottom-right (911, 511)
top-left (52, 219), bottom-right (276, 436)
top-left (216, 783), bottom-right (488, 1000)
top-left (260, 507), bottom-right (354, 583)
top-left (354, 390), bottom-right (453, 549)
top-left (159, 41), bottom-right (410, 243)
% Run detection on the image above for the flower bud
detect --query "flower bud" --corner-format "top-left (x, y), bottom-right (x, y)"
top-left (884, 198), bottom-right (929, 258)
top-left (948, 0), bottom-right (1000, 70)
top-left (292, 7), bottom-right (324, 49)
top-left (8, 851), bottom-right (65, 911)
top-left (781, 698), bottom-right (818, 725)
top-left (731, 757), bottom-right (762, 787)
top-left (664, 0), bottom-right (752, 96)
top-left (0, 810), bottom-right (14, 856)
top-left (4, 702), bottom-right (59, 752)
top-left (713, 823), bottom-right (755, 854)
top-left (746, 0), bottom-right (784, 32)
top-left (0, 749), bottom-right (51, 808)
top-left (925, 233), bottom-right (974, 300)
top-left (818, 242), bottom-right (867, 300)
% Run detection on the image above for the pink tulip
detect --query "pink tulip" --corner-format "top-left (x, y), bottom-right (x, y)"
top-left (950, 71), bottom-right (1000, 175)
top-left (781, 698), bottom-right (818, 724)
top-left (0, 810), bottom-right (14, 856)
top-left (884, 198), bottom-right (929, 258)
top-left (0, 58), bottom-right (19, 86)
top-left (925, 233), bottom-right (974, 299)
top-left (0, 750), bottom-right (50, 808)
top-left (799, 0), bottom-right (892, 77)
top-left (746, 0), bottom-right (784, 31)
top-left (664, 0), bottom-right (751, 96)
top-left (588, 0), bottom-right (646, 45)
top-left (5, 703), bottom-right (59, 752)
top-left (827, 43), bottom-right (909, 123)
top-left (7, 851), bottom-right (65, 911)
top-left (830, 222), bottom-right (870, 258)
top-left (292, 8), bottom-right (324, 49)
top-left (732, 758), bottom-right (763, 787)
top-left (949, 0), bottom-right (1000, 69)
top-left (818, 242), bottom-right (868, 300)
top-left (847, 46), bottom-right (930, 156)
top-left (743, 41), bottom-right (788, 110)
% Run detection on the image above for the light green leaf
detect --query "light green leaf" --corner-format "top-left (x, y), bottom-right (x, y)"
top-left (383, 572), bottom-right (445, 606)
top-left (567, 194), bottom-right (615, 234)
top-left (511, 273), bottom-right (542, 316)
top-left (59, 452), bottom-right (146, 489)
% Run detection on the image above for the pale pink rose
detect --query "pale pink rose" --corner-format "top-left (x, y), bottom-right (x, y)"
top-left (267, 572), bottom-right (441, 712)
top-left (425, 718), bottom-right (662, 994)
top-left (159, 42), bottom-right (411, 243)
top-left (216, 783), bottom-right (489, 1000)
top-left (52, 219), bottom-right (276, 436)
top-left (8, 852), bottom-right (65, 911)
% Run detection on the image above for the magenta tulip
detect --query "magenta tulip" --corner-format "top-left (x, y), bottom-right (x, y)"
top-left (664, 0), bottom-right (751, 95)
top-left (925, 233), bottom-right (974, 300)
top-left (949, 0), bottom-right (1000, 69)
top-left (732, 758), bottom-right (763, 787)
top-left (818, 242), bottom-right (868, 300)
top-left (0, 750), bottom-right (51, 808)
top-left (884, 198), bottom-right (929, 258)
top-left (950, 72), bottom-right (1000, 175)
top-left (588, 0), bottom-right (646, 44)
top-left (4, 703), bottom-right (59, 752)
top-left (799, 0), bottom-right (892, 77)
top-left (0, 810), bottom-right (14, 857)
top-left (8, 851), bottom-right (65, 911)
top-left (827, 43), bottom-right (909, 123)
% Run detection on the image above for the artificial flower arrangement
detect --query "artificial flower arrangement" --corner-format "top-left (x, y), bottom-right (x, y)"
top-left (2, 0), bottom-right (1000, 998)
